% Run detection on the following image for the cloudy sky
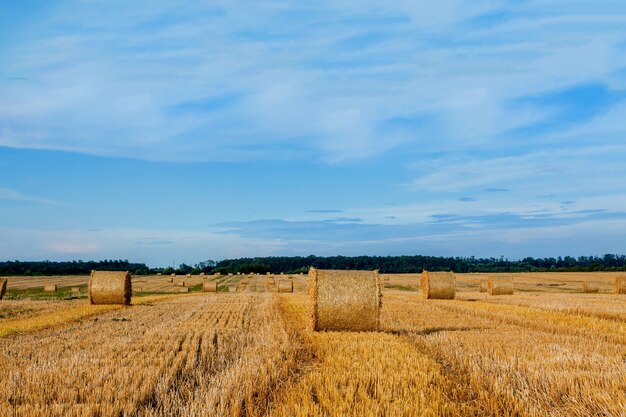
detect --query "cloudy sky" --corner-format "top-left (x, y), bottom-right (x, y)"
top-left (2, 1), bottom-right (626, 266)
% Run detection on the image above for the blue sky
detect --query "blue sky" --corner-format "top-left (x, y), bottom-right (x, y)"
top-left (2, 1), bottom-right (626, 266)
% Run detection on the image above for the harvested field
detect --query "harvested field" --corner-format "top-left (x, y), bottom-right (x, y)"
top-left (0, 272), bottom-right (624, 416)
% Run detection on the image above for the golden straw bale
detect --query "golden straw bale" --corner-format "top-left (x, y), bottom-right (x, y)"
top-left (176, 281), bottom-right (186, 287)
top-left (308, 268), bottom-right (382, 332)
top-left (179, 287), bottom-right (189, 293)
top-left (203, 281), bottom-right (218, 292)
top-left (171, 273), bottom-right (176, 277)
top-left (0, 278), bottom-right (7, 300)
top-left (89, 271), bottom-right (131, 305)
top-left (582, 282), bottom-right (599, 293)
top-left (479, 280), bottom-right (488, 293)
top-left (488, 276), bottom-right (514, 295)
top-left (228, 273), bottom-right (233, 276)
top-left (278, 280), bottom-right (293, 293)
top-left (199, 272), bottom-right (205, 277)
top-left (157, 273), bottom-right (162, 276)
top-left (228, 285), bottom-right (237, 293)
top-left (167, 277), bottom-right (174, 283)
top-left (44, 284), bottom-right (57, 293)
top-left (420, 271), bottom-right (455, 299)
top-left (186, 274), bottom-right (191, 278)
top-left (615, 276), bottom-right (626, 294)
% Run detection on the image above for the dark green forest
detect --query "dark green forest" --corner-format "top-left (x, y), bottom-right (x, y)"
top-left (3, 254), bottom-right (626, 276)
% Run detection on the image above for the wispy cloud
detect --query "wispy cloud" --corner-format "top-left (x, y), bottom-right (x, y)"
top-left (0, 187), bottom-right (56, 204)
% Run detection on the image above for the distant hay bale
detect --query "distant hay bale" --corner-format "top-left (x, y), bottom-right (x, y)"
top-left (199, 272), bottom-right (205, 277)
top-left (44, 284), bottom-right (57, 293)
top-left (267, 278), bottom-right (275, 285)
top-left (157, 273), bottom-right (162, 276)
top-left (615, 276), bottom-right (626, 294)
top-left (228, 285), bottom-right (237, 293)
top-left (582, 282), bottom-right (599, 293)
top-left (479, 280), bottom-right (488, 293)
top-left (309, 268), bottom-right (382, 332)
top-left (266, 272), bottom-right (271, 275)
top-left (203, 281), bottom-right (218, 292)
top-left (488, 276), bottom-right (514, 296)
top-left (420, 271), bottom-right (455, 299)
top-left (167, 277), bottom-right (174, 283)
top-left (176, 281), bottom-right (186, 287)
top-left (179, 287), bottom-right (189, 293)
top-left (278, 280), bottom-right (293, 293)
top-left (89, 271), bottom-right (131, 305)
top-left (0, 278), bottom-right (7, 300)
top-left (228, 273), bottom-right (233, 276)
top-left (171, 273), bottom-right (176, 277)
top-left (186, 274), bottom-right (191, 278)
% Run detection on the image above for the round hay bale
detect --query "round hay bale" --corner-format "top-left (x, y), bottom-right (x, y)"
top-left (309, 268), bottom-right (382, 332)
top-left (278, 280), bottom-right (293, 293)
top-left (0, 278), bottom-right (7, 300)
top-left (157, 273), bottom-right (162, 276)
top-left (203, 281), bottom-right (218, 292)
top-left (44, 284), bottom-right (58, 293)
top-left (167, 277), bottom-right (174, 283)
top-left (266, 272), bottom-right (271, 275)
top-left (479, 280), bottom-right (488, 293)
top-left (89, 271), bottom-right (131, 305)
top-left (171, 273), bottom-right (176, 277)
top-left (488, 276), bottom-right (514, 295)
top-left (186, 274), bottom-right (191, 278)
top-left (420, 271), bottom-right (455, 299)
top-left (615, 276), bottom-right (626, 294)
top-left (582, 282), bottom-right (599, 293)
top-left (199, 272), bottom-right (205, 277)
top-left (176, 281), bottom-right (186, 287)
top-left (179, 287), bottom-right (189, 293)
top-left (228, 273), bottom-right (233, 276)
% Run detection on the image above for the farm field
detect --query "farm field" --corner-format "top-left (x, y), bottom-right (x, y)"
top-left (0, 272), bottom-right (624, 416)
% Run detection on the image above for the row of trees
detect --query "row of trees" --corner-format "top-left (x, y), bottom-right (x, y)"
top-left (3, 254), bottom-right (626, 276)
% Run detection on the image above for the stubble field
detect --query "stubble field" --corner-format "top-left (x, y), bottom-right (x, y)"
top-left (0, 272), bottom-right (624, 416)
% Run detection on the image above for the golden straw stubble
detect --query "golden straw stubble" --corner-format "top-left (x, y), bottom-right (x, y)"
top-left (420, 271), bottom-right (455, 299)
top-left (89, 270), bottom-right (131, 305)
top-left (308, 268), bottom-right (382, 332)
top-left (488, 276), bottom-right (514, 295)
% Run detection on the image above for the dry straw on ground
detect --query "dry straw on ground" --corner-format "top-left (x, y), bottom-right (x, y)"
top-left (0, 278), bottom-right (6, 300)
top-left (203, 282), bottom-right (218, 292)
top-left (615, 276), bottom-right (626, 294)
top-left (44, 284), bottom-right (57, 293)
top-left (71, 287), bottom-right (80, 293)
top-left (228, 285), bottom-right (237, 293)
top-left (88, 271), bottom-right (131, 305)
top-left (179, 287), bottom-right (189, 293)
top-left (278, 280), bottom-right (293, 293)
top-left (479, 280), bottom-right (488, 293)
top-left (488, 276), bottom-right (514, 295)
top-left (582, 282), bottom-right (599, 293)
top-left (309, 268), bottom-right (382, 332)
top-left (420, 271), bottom-right (455, 299)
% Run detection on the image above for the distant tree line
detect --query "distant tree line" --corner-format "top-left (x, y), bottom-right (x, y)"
top-left (209, 254), bottom-right (626, 274)
top-left (0, 260), bottom-right (150, 276)
top-left (3, 254), bottom-right (626, 276)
